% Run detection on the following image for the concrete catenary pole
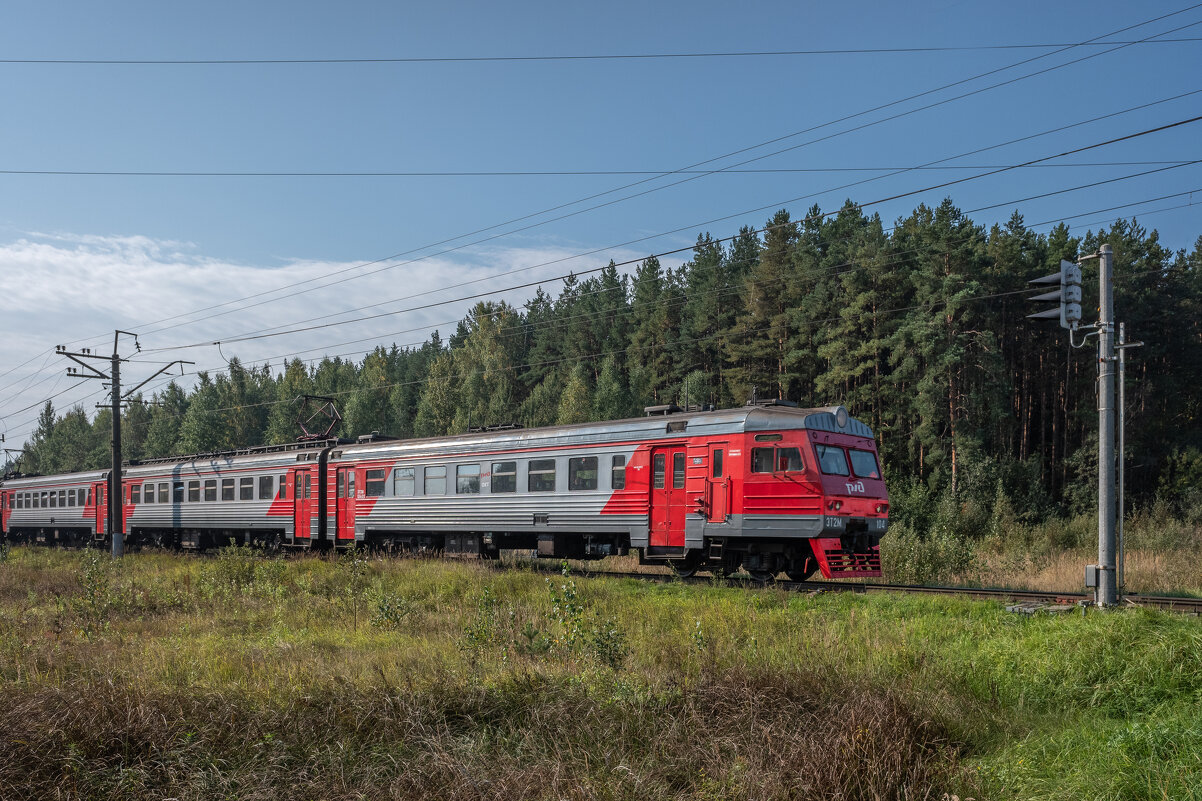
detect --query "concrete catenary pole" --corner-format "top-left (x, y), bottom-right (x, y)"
top-left (109, 338), bottom-right (124, 559)
top-left (1096, 244), bottom-right (1116, 606)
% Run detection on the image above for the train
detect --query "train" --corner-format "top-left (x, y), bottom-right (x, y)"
top-left (0, 401), bottom-right (888, 580)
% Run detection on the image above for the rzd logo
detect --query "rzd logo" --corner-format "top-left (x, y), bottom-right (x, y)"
top-left (845, 481), bottom-right (866, 494)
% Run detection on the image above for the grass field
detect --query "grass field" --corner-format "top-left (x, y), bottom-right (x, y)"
top-left (1, 545), bottom-right (1199, 800)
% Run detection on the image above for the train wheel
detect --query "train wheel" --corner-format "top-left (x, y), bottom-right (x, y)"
top-left (669, 561), bottom-right (698, 579)
top-left (745, 570), bottom-right (775, 584)
top-left (669, 551), bottom-right (704, 579)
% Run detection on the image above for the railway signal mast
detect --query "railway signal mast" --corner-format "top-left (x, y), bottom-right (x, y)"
top-left (1028, 245), bottom-right (1141, 607)
top-left (56, 332), bottom-right (192, 558)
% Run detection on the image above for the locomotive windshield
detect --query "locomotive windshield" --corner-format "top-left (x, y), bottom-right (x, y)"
top-left (814, 444), bottom-right (850, 476)
top-left (849, 449), bottom-right (881, 479)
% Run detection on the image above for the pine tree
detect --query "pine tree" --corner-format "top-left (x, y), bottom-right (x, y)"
top-left (414, 353), bottom-right (458, 436)
top-left (592, 354), bottom-right (631, 420)
top-left (556, 363), bottom-right (592, 424)
top-left (725, 210), bottom-right (799, 402)
top-left (145, 382), bottom-right (189, 457)
top-left (265, 359), bottom-right (313, 445)
top-left (626, 256), bottom-right (672, 405)
top-left (345, 347), bottom-right (396, 437)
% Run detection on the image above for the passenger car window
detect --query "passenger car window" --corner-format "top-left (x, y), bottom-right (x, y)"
top-left (159, 483), bottom-right (169, 503)
top-left (424, 466), bottom-right (446, 495)
top-left (259, 475), bottom-right (274, 500)
top-left (611, 455), bottom-right (626, 490)
top-left (491, 462), bottom-right (516, 493)
top-left (849, 449), bottom-right (881, 479)
top-left (188, 481), bottom-right (201, 502)
top-left (278, 474), bottom-right (287, 499)
top-left (528, 459), bottom-right (556, 492)
top-left (456, 465), bottom-right (481, 494)
top-left (204, 480), bottom-right (217, 502)
top-left (393, 467), bottom-right (415, 496)
top-left (131, 486), bottom-right (140, 504)
top-left (569, 457), bottom-right (598, 491)
top-left (815, 445), bottom-right (850, 476)
top-left (365, 469), bottom-right (387, 497)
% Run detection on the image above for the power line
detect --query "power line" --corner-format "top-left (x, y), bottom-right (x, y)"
top-left (139, 117), bottom-right (1202, 353)
top-left (8, 8), bottom-right (1199, 391)
top-left (134, 83), bottom-right (1202, 350)
top-left (1, 160), bottom-right (1195, 178)
top-left (3, 38), bottom-right (1198, 65)
top-left (65, 6), bottom-right (1202, 348)
top-left (5, 195), bottom-right (1193, 447)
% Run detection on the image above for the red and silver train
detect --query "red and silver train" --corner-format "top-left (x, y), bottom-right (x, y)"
top-left (0, 402), bottom-right (888, 580)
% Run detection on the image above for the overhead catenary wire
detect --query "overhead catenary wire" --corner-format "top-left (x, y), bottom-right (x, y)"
top-left (4, 123), bottom-right (1198, 421)
top-left (4, 195), bottom-right (1193, 447)
top-left (1, 160), bottom-right (1196, 178)
top-left (137, 116), bottom-right (1202, 353)
top-left (6, 6), bottom-right (1199, 402)
top-left (129, 69), bottom-right (1202, 346)
top-left (55, 4), bottom-right (1201, 350)
top-left (3, 38), bottom-right (1200, 65)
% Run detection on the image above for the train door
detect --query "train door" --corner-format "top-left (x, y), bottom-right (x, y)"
top-left (92, 482), bottom-right (106, 536)
top-left (649, 446), bottom-right (687, 548)
top-left (292, 467), bottom-right (312, 542)
top-left (1, 491), bottom-right (8, 534)
top-left (335, 466), bottom-right (355, 543)
top-left (707, 443), bottom-right (729, 522)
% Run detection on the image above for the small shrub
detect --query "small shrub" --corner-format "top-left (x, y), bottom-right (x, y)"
top-left (589, 614), bottom-right (629, 669)
top-left (369, 592), bottom-right (413, 631)
top-left (338, 548), bottom-right (371, 627)
top-left (513, 621), bottom-right (551, 657)
top-left (201, 541), bottom-right (257, 596)
top-left (880, 522), bottom-right (974, 585)
top-left (72, 548), bottom-right (112, 636)
top-left (546, 563), bottom-right (585, 650)
top-left (462, 586), bottom-right (500, 650)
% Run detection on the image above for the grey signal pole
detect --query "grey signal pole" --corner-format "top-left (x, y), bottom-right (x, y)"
top-left (1096, 244), bottom-right (1117, 607)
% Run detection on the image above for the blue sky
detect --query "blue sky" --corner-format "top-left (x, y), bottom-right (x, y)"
top-left (0, 0), bottom-right (1199, 446)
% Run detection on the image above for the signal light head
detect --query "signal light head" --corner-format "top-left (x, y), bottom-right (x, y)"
top-left (1027, 259), bottom-right (1083, 330)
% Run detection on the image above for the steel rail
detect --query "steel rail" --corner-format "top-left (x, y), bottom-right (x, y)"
top-left (545, 564), bottom-right (1202, 615)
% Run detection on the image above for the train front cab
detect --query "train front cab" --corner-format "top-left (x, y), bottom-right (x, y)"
top-left (669, 409), bottom-right (888, 581)
top-left (801, 427), bottom-right (887, 578)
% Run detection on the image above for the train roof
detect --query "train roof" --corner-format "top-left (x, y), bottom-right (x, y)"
top-left (2, 469), bottom-right (107, 488)
top-left (341, 403), bottom-right (874, 460)
top-left (0, 405), bottom-right (875, 486)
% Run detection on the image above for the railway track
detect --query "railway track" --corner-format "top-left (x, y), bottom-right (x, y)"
top-left (553, 564), bottom-right (1202, 615)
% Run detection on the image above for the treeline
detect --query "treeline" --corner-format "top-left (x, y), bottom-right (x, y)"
top-left (16, 198), bottom-right (1202, 520)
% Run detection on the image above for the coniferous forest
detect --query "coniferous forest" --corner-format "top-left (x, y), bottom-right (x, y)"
top-left (16, 198), bottom-right (1202, 526)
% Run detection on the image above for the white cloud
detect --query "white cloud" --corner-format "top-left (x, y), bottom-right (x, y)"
top-left (0, 231), bottom-right (665, 445)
